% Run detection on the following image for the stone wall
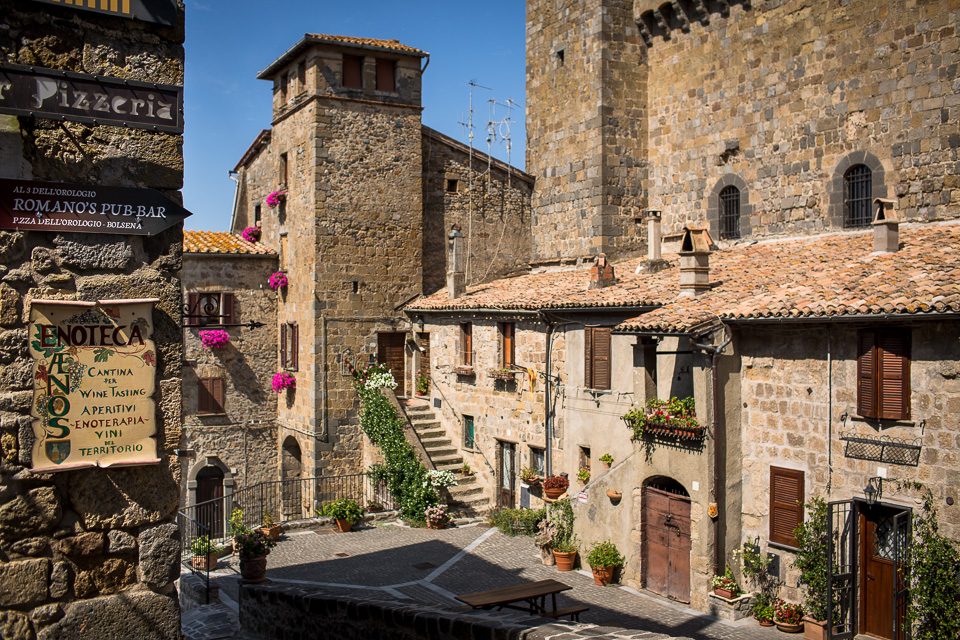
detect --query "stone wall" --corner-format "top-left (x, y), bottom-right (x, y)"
top-left (736, 321), bottom-right (960, 603)
top-left (642, 0), bottom-right (960, 238)
top-left (421, 128), bottom-right (533, 294)
top-left (181, 253), bottom-right (279, 503)
top-left (0, 1), bottom-right (185, 637)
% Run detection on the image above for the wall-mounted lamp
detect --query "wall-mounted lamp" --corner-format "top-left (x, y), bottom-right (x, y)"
top-left (864, 476), bottom-right (883, 506)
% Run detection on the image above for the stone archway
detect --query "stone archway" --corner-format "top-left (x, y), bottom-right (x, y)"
top-left (186, 456), bottom-right (235, 540)
top-left (280, 436), bottom-right (303, 520)
top-left (641, 476), bottom-right (692, 603)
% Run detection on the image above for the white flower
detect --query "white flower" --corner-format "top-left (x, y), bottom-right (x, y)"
top-left (364, 371), bottom-right (397, 390)
top-left (426, 470), bottom-right (458, 488)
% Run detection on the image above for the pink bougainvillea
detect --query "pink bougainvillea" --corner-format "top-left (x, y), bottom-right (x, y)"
top-left (268, 271), bottom-right (288, 290)
top-left (265, 190), bottom-right (286, 208)
top-left (241, 226), bottom-right (261, 243)
top-left (199, 329), bottom-right (230, 349)
top-left (272, 371), bottom-right (296, 393)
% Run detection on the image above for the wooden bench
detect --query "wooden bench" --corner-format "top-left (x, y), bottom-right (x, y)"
top-left (540, 605), bottom-right (589, 622)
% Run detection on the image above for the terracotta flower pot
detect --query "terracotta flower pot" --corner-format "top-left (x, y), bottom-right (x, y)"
top-left (803, 617), bottom-right (828, 640)
top-left (259, 524), bottom-right (282, 541)
top-left (758, 618), bottom-right (774, 627)
top-left (543, 487), bottom-right (565, 500)
top-left (426, 517), bottom-right (448, 530)
top-left (714, 587), bottom-right (737, 599)
top-left (335, 518), bottom-right (354, 532)
top-left (591, 565), bottom-right (616, 586)
top-left (605, 489), bottom-right (622, 503)
top-left (553, 550), bottom-right (576, 571)
top-left (239, 556), bottom-right (267, 583)
top-left (191, 553), bottom-right (218, 571)
top-left (775, 621), bottom-right (804, 634)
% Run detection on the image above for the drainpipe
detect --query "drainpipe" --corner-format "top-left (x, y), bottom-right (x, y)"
top-left (693, 330), bottom-right (732, 577)
top-left (541, 312), bottom-right (577, 476)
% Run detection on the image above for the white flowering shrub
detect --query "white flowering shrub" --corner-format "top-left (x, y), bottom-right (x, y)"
top-left (364, 371), bottom-right (397, 390)
top-left (426, 469), bottom-right (458, 489)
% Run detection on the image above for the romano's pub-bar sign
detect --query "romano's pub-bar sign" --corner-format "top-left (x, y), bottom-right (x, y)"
top-left (30, 0), bottom-right (178, 27)
top-left (29, 299), bottom-right (160, 472)
top-left (0, 63), bottom-right (183, 133)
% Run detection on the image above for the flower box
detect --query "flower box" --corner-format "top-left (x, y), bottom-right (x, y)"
top-left (488, 369), bottom-right (516, 381)
top-left (622, 398), bottom-right (705, 441)
top-left (452, 366), bottom-right (475, 376)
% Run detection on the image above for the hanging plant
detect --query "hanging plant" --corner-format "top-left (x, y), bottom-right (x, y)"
top-left (198, 329), bottom-right (230, 349)
top-left (241, 226), bottom-right (261, 243)
top-left (272, 371), bottom-right (296, 393)
top-left (265, 190), bottom-right (286, 208)
top-left (268, 271), bottom-right (288, 290)
top-left (622, 396), bottom-right (704, 440)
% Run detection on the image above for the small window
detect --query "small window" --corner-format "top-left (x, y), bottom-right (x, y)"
top-left (279, 76), bottom-right (287, 104)
top-left (198, 377), bottom-right (225, 414)
top-left (279, 153), bottom-right (288, 187)
top-left (446, 178), bottom-right (459, 193)
top-left (296, 62), bottom-right (306, 94)
top-left (460, 322), bottom-right (473, 366)
top-left (499, 322), bottom-right (515, 368)
top-left (770, 466), bottom-right (804, 548)
top-left (584, 326), bottom-right (611, 390)
top-left (352, 281), bottom-right (360, 294)
top-left (281, 323), bottom-right (299, 370)
top-left (463, 415), bottom-right (475, 449)
top-left (556, 49), bottom-right (565, 66)
top-left (254, 204), bottom-right (262, 226)
top-left (844, 164), bottom-right (872, 228)
top-left (185, 292), bottom-right (235, 327)
top-left (530, 447), bottom-right (545, 476)
top-left (343, 54), bottom-right (363, 89)
top-left (579, 446), bottom-right (591, 471)
top-left (719, 185), bottom-right (741, 240)
top-left (375, 58), bottom-right (395, 92)
top-left (857, 329), bottom-right (910, 420)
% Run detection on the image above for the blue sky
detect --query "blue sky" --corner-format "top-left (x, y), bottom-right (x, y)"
top-left (182, 1), bottom-right (527, 231)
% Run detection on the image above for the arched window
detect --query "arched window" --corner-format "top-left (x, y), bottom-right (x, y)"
top-left (844, 164), bottom-right (873, 228)
top-left (718, 186), bottom-right (741, 240)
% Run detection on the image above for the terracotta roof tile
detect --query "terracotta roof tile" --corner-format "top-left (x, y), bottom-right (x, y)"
top-left (184, 231), bottom-right (276, 256)
top-left (408, 223), bottom-right (960, 332)
top-left (305, 33), bottom-right (427, 56)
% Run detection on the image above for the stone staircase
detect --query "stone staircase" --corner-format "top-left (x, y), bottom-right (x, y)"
top-left (400, 399), bottom-right (491, 516)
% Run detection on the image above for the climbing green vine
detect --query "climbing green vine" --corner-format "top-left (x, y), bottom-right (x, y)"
top-left (354, 364), bottom-right (438, 524)
top-left (908, 487), bottom-right (960, 640)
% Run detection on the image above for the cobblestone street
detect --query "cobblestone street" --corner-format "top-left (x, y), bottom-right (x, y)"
top-left (185, 521), bottom-right (784, 640)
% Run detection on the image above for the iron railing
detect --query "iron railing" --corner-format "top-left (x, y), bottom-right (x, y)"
top-left (177, 512), bottom-right (211, 604)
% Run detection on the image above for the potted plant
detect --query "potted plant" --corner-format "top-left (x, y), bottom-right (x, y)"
top-left (190, 535), bottom-right (221, 571)
top-left (198, 329), bottom-right (230, 349)
top-left (268, 271), bottom-right (288, 290)
top-left (586, 540), bottom-right (624, 586)
top-left (711, 565), bottom-right (742, 599)
top-left (774, 600), bottom-right (805, 633)
top-left (234, 529), bottom-right (276, 583)
top-left (424, 504), bottom-right (448, 529)
top-left (754, 600), bottom-right (775, 626)
top-left (605, 488), bottom-right (622, 503)
top-left (542, 474), bottom-right (569, 500)
top-left (576, 468), bottom-right (590, 485)
top-left (552, 536), bottom-right (579, 571)
top-left (792, 497), bottom-right (831, 640)
top-left (328, 498), bottom-right (364, 532)
top-left (241, 226), bottom-right (261, 243)
top-left (488, 367), bottom-right (515, 381)
top-left (415, 369), bottom-right (429, 395)
top-left (265, 189), bottom-right (286, 208)
top-left (599, 453), bottom-right (613, 469)
top-left (519, 467), bottom-right (539, 486)
top-left (734, 538), bottom-right (781, 626)
top-left (459, 463), bottom-right (473, 477)
top-left (272, 371), bottom-right (296, 393)
top-left (228, 508), bottom-right (252, 545)
top-left (259, 510), bottom-right (282, 541)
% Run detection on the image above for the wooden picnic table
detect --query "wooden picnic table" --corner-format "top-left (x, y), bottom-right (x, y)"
top-left (455, 579), bottom-right (573, 616)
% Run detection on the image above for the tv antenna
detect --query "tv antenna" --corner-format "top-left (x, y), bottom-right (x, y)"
top-left (458, 81), bottom-right (490, 285)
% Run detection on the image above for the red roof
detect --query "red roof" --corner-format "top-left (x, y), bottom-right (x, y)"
top-left (184, 231), bottom-right (276, 256)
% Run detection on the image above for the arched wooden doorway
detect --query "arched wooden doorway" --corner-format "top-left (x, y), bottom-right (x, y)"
top-left (281, 436), bottom-right (302, 520)
top-left (196, 465), bottom-right (224, 538)
top-left (642, 476), bottom-right (692, 602)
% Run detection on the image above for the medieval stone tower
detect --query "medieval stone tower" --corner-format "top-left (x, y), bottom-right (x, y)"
top-left (526, 0), bottom-right (647, 266)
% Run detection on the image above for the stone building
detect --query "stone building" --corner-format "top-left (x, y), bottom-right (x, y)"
top-left (179, 231), bottom-right (279, 528)
top-left (226, 33), bottom-right (533, 482)
top-left (0, 0), bottom-right (186, 637)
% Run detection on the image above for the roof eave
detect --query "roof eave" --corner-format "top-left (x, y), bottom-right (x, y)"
top-left (257, 35), bottom-right (428, 80)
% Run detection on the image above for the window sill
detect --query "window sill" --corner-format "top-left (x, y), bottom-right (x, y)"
top-left (848, 414), bottom-right (916, 427)
top-left (197, 412), bottom-right (227, 417)
top-left (767, 541), bottom-right (798, 554)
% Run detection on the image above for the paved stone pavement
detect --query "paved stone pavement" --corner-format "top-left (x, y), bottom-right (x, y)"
top-left (183, 521), bottom-right (784, 640)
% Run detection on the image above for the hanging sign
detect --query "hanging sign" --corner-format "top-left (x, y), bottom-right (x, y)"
top-left (0, 178), bottom-right (192, 236)
top-left (29, 299), bottom-right (160, 472)
top-left (0, 63), bottom-right (183, 133)
top-left (29, 0), bottom-right (178, 26)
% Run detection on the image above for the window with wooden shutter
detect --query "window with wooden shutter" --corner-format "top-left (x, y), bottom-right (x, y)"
top-left (198, 377), bottom-right (225, 414)
top-left (343, 54), bottom-right (363, 89)
top-left (375, 58), bottom-right (395, 92)
top-left (280, 323), bottom-right (287, 369)
top-left (461, 323), bottom-right (473, 366)
top-left (770, 466), bottom-right (804, 547)
top-left (500, 322), bottom-right (515, 368)
top-left (585, 327), bottom-right (611, 390)
top-left (857, 329), bottom-right (910, 420)
top-left (185, 291), bottom-right (199, 326)
top-left (221, 292), bottom-right (235, 325)
top-left (281, 323), bottom-right (298, 371)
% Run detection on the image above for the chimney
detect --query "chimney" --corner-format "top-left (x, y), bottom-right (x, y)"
top-left (447, 224), bottom-right (465, 299)
top-left (872, 198), bottom-right (899, 253)
top-left (647, 211), bottom-right (662, 261)
top-left (588, 253), bottom-right (616, 289)
top-left (678, 226), bottom-right (712, 296)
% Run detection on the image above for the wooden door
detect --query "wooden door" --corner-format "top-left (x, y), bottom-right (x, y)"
top-left (498, 441), bottom-right (516, 508)
top-left (417, 332), bottom-right (431, 388)
top-left (281, 437), bottom-right (302, 520)
top-left (643, 485), bottom-right (692, 602)
top-left (377, 332), bottom-right (406, 395)
top-left (196, 466), bottom-right (224, 538)
top-left (860, 505), bottom-right (907, 640)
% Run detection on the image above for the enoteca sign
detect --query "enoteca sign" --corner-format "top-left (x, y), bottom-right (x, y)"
top-left (29, 0), bottom-right (179, 27)
top-left (0, 178), bottom-right (192, 235)
top-left (0, 63), bottom-right (183, 133)
top-left (29, 299), bottom-right (160, 472)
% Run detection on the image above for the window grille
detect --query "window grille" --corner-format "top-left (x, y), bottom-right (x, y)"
top-left (844, 164), bottom-right (872, 228)
top-left (718, 186), bottom-right (741, 240)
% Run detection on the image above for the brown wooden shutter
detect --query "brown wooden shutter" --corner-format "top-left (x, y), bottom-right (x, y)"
top-left (211, 378), bottom-right (225, 413)
top-left (462, 323), bottom-right (472, 366)
top-left (770, 466), bottom-right (804, 547)
top-left (291, 324), bottom-right (299, 370)
top-left (185, 291), bottom-right (199, 326)
top-left (857, 330), bottom-right (878, 419)
top-left (878, 330), bottom-right (910, 420)
top-left (502, 323), bottom-right (514, 368)
top-left (584, 327), bottom-right (594, 388)
top-left (343, 54), bottom-right (363, 89)
top-left (221, 292), bottom-right (235, 325)
top-left (590, 327), bottom-right (611, 390)
top-left (375, 59), bottom-right (394, 92)
top-left (198, 378), bottom-right (210, 413)
top-left (280, 323), bottom-right (288, 369)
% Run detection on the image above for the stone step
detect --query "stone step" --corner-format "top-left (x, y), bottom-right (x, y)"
top-left (422, 445), bottom-right (458, 458)
top-left (418, 434), bottom-right (451, 445)
top-left (430, 454), bottom-right (463, 466)
top-left (406, 408), bottom-right (434, 418)
top-left (447, 484), bottom-right (484, 498)
top-left (412, 419), bottom-right (442, 430)
top-left (416, 428), bottom-right (446, 441)
top-left (402, 402), bottom-right (432, 412)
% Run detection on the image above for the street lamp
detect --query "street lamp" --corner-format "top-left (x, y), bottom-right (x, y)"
top-left (863, 477), bottom-right (882, 505)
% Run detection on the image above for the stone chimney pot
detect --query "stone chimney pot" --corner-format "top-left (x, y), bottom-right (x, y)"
top-left (588, 253), bottom-right (616, 290)
top-left (872, 198), bottom-right (899, 253)
top-left (678, 226), bottom-right (712, 296)
top-left (447, 224), bottom-right (465, 299)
